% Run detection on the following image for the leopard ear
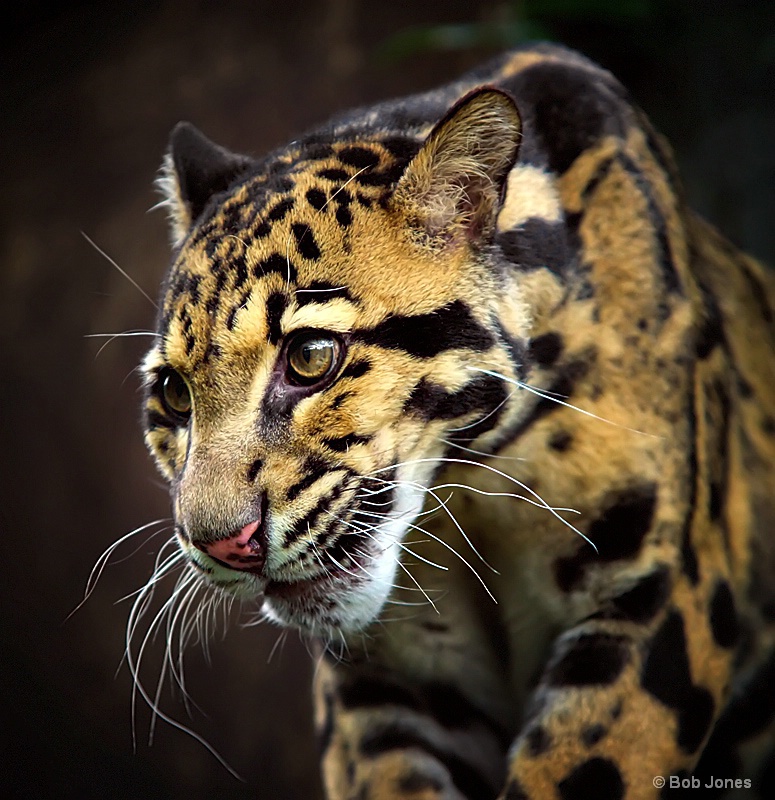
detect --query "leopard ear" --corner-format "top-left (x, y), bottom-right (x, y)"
top-left (157, 122), bottom-right (253, 246)
top-left (393, 88), bottom-right (521, 243)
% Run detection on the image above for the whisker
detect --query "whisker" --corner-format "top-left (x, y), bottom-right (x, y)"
top-left (375, 457), bottom-right (597, 553)
top-left (81, 232), bottom-right (158, 309)
top-left (468, 366), bottom-right (663, 439)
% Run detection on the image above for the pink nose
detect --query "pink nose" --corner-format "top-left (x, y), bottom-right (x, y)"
top-left (201, 518), bottom-right (266, 574)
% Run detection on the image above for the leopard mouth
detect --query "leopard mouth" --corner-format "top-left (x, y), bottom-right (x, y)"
top-left (263, 532), bottom-right (372, 602)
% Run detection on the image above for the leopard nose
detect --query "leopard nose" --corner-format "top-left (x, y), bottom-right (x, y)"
top-left (199, 517), bottom-right (267, 575)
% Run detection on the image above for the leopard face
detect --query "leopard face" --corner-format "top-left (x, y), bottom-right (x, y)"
top-left (142, 90), bottom-right (531, 635)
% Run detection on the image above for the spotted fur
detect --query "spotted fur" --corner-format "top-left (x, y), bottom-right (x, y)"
top-left (140, 43), bottom-right (775, 799)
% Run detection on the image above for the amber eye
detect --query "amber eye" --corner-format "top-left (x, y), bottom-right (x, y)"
top-left (159, 369), bottom-right (192, 420)
top-left (286, 333), bottom-right (339, 385)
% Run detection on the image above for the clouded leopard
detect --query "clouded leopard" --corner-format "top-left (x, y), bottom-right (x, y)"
top-left (138, 42), bottom-right (775, 799)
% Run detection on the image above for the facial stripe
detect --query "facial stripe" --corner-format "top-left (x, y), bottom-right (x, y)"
top-left (352, 300), bottom-right (494, 358)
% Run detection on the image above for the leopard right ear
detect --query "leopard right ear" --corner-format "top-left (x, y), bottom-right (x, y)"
top-left (157, 122), bottom-right (253, 247)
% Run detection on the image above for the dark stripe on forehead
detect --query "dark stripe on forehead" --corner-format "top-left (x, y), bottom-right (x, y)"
top-left (255, 252), bottom-right (297, 283)
top-left (266, 292), bottom-right (288, 344)
top-left (352, 300), bottom-right (493, 358)
top-left (295, 281), bottom-right (357, 307)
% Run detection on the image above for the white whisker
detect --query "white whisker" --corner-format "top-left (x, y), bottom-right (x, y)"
top-left (81, 232), bottom-right (158, 309)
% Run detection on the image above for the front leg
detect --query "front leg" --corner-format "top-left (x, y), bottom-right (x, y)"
top-left (314, 566), bottom-right (739, 800)
top-left (503, 567), bottom-right (739, 799)
top-left (315, 652), bottom-right (512, 800)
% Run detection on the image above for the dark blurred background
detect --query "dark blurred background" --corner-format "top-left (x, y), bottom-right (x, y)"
top-left (1, 1), bottom-right (773, 798)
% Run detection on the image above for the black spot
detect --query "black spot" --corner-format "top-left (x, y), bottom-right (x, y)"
top-left (547, 633), bottom-right (630, 687)
top-left (554, 485), bottom-right (657, 592)
top-left (338, 146), bottom-right (380, 170)
top-left (709, 581), bottom-right (739, 649)
top-left (335, 205), bottom-right (353, 228)
top-left (356, 192), bottom-right (372, 208)
top-left (512, 61), bottom-right (627, 174)
top-left (317, 167), bottom-right (350, 182)
top-left (641, 611), bottom-right (715, 754)
top-left (588, 485), bottom-right (657, 559)
top-left (606, 566), bottom-right (672, 624)
top-left (529, 331), bottom-right (564, 368)
top-left (292, 223), bottom-right (322, 260)
top-left (404, 376), bottom-right (508, 445)
top-left (581, 724), bottom-right (607, 747)
top-left (267, 197), bottom-right (294, 221)
top-left (253, 220), bottom-right (271, 238)
top-left (525, 725), bottom-right (551, 757)
top-left (354, 162), bottom-right (405, 187)
top-left (379, 136), bottom-right (421, 162)
top-left (333, 188), bottom-right (352, 206)
top-left (558, 757), bottom-right (624, 800)
top-left (497, 218), bottom-right (575, 275)
top-left (352, 300), bottom-right (493, 359)
top-left (266, 292), bottom-right (288, 344)
top-left (306, 188), bottom-right (327, 210)
top-left (340, 359), bottom-right (371, 380)
top-left (255, 252), bottom-right (297, 283)
top-left (548, 430), bottom-right (573, 452)
top-left (323, 433), bottom-right (372, 452)
top-left (246, 458), bottom-right (263, 483)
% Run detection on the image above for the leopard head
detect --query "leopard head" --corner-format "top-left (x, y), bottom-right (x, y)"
top-left (142, 89), bottom-right (529, 636)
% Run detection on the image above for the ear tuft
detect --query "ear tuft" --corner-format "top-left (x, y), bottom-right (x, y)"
top-left (393, 88), bottom-right (521, 243)
top-left (156, 122), bottom-right (253, 247)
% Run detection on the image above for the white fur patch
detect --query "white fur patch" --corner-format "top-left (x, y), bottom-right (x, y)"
top-left (496, 165), bottom-right (562, 232)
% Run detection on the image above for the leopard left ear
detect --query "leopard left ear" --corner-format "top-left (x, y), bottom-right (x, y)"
top-left (157, 122), bottom-right (254, 247)
top-left (393, 88), bottom-right (521, 243)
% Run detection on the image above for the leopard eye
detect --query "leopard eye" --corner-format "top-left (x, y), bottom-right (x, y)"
top-left (159, 368), bottom-right (192, 420)
top-left (286, 333), bottom-right (340, 386)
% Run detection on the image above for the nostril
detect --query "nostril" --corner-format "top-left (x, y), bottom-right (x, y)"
top-left (234, 518), bottom-right (262, 550)
top-left (196, 496), bottom-right (268, 575)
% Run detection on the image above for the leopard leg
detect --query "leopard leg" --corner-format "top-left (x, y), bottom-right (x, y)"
top-left (501, 568), bottom-right (740, 800)
top-left (315, 654), bottom-right (511, 800)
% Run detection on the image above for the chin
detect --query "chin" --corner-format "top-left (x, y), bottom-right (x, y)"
top-left (261, 541), bottom-right (401, 637)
